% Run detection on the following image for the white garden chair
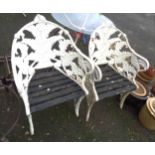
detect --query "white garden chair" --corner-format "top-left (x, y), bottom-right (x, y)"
top-left (11, 14), bottom-right (99, 135)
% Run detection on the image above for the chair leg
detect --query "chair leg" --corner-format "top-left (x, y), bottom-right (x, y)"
top-left (74, 95), bottom-right (85, 117)
top-left (85, 92), bottom-right (96, 122)
top-left (83, 74), bottom-right (99, 122)
top-left (120, 92), bottom-right (130, 109)
top-left (86, 103), bottom-right (94, 122)
top-left (27, 114), bottom-right (34, 135)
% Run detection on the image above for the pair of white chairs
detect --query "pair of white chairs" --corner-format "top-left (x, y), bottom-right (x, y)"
top-left (11, 14), bottom-right (149, 135)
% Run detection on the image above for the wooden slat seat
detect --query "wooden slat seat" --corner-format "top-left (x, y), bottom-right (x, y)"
top-left (28, 67), bottom-right (84, 113)
top-left (28, 65), bottom-right (136, 113)
top-left (96, 65), bottom-right (136, 100)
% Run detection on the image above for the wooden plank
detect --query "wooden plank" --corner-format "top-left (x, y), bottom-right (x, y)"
top-left (97, 80), bottom-right (133, 93)
top-left (29, 82), bottom-right (78, 98)
top-left (98, 85), bottom-right (135, 100)
top-left (30, 73), bottom-right (67, 87)
top-left (32, 68), bottom-right (61, 80)
top-left (28, 77), bottom-right (73, 93)
top-left (96, 78), bottom-right (128, 89)
top-left (30, 90), bottom-right (84, 113)
top-left (96, 75), bottom-right (125, 87)
top-left (29, 84), bottom-right (82, 105)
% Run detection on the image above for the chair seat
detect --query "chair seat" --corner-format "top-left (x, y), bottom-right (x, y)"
top-left (28, 65), bottom-right (136, 113)
top-left (28, 67), bottom-right (84, 113)
top-left (96, 65), bottom-right (136, 100)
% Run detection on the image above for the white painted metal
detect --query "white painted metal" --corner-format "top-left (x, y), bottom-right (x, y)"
top-left (88, 23), bottom-right (150, 110)
top-left (11, 14), bottom-right (150, 133)
top-left (11, 14), bottom-right (99, 135)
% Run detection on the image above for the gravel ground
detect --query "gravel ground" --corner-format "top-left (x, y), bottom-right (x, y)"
top-left (0, 13), bottom-right (155, 142)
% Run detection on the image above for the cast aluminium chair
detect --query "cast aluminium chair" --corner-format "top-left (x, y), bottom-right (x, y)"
top-left (11, 14), bottom-right (99, 135)
top-left (75, 24), bottom-right (149, 121)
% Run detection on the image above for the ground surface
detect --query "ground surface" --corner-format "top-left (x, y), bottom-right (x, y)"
top-left (0, 13), bottom-right (155, 142)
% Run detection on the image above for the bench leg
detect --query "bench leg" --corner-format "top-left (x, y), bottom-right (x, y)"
top-left (120, 92), bottom-right (130, 109)
top-left (84, 75), bottom-right (99, 122)
top-left (86, 102), bottom-right (94, 122)
top-left (74, 95), bottom-right (85, 117)
top-left (27, 114), bottom-right (34, 135)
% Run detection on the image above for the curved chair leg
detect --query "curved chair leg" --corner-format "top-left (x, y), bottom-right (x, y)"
top-left (27, 114), bottom-right (34, 135)
top-left (120, 92), bottom-right (130, 109)
top-left (86, 101), bottom-right (95, 122)
top-left (84, 74), bottom-right (99, 122)
top-left (74, 95), bottom-right (85, 117)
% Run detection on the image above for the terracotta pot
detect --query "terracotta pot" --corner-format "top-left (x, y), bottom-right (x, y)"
top-left (139, 97), bottom-right (155, 130)
top-left (138, 65), bottom-right (155, 81)
top-left (125, 80), bottom-right (148, 112)
top-left (146, 66), bottom-right (155, 77)
top-left (132, 81), bottom-right (147, 97)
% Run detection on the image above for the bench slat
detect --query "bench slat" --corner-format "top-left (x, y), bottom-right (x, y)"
top-left (96, 78), bottom-right (129, 89)
top-left (98, 85), bottom-right (135, 100)
top-left (29, 82), bottom-right (78, 98)
top-left (30, 73), bottom-right (66, 87)
top-left (29, 83), bottom-right (82, 105)
top-left (30, 90), bottom-right (84, 113)
top-left (29, 77), bottom-right (73, 93)
top-left (32, 68), bottom-right (61, 80)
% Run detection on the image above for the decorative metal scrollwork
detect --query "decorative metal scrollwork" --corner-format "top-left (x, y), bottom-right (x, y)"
top-left (11, 14), bottom-right (98, 135)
